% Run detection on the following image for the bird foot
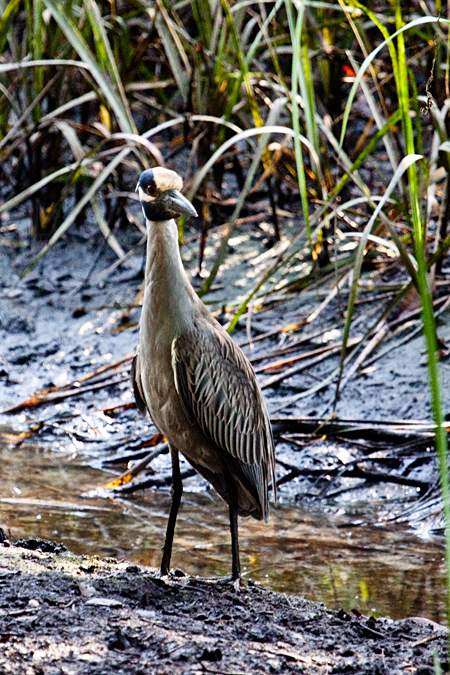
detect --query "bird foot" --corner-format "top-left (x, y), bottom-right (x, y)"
top-left (159, 567), bottom-right (188, 581)
top-left (211, 574), bottom-right (245, 591)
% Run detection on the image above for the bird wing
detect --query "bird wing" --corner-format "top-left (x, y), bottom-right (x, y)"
top-left (171, 324), bottom-right (275, 479)
top-left (131, 345), bottom-right (147, 416)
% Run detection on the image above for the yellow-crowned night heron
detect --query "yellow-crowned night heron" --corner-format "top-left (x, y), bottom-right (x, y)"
top-left (132, 167), bottom-right (276, 580)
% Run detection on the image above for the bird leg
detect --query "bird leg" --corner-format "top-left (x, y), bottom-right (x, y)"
top-left (229, 502), bottom-right (241, 580)
top-left (223, 464), bottom-right (241, 581)
top-left (160, 445), bottom-right (183, 576)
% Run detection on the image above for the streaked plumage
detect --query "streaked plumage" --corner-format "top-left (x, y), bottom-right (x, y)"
top-left (132, 167), bottom-right (276, 579)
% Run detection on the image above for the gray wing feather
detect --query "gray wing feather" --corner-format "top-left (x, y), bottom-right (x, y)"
top-left (131, 346), bottom-right (148, 417)
top-left (171, 322), bottom-right (276, 508)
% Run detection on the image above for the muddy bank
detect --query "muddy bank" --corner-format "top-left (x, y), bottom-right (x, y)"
top-left (0, 538), bottom-right (448, 675)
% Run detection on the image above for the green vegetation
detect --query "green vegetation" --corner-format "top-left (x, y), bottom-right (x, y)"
top-left (1, 0), bottom-right (450, 652)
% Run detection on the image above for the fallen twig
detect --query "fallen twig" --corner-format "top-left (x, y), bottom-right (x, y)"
top-left (275, 457), bottom-right (430, 492)
top-left (112, 468), bottom-right (197, 493)
top-left (1, 355), bottom-right (133, 414)
top-left (105, 442), bottom-right (168, 488)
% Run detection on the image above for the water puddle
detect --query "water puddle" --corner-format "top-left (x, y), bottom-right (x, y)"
top-left (0, 441), bottom-right (446, 623)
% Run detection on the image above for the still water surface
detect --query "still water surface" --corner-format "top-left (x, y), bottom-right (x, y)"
top-left (0, 442), bottom-right (446, 623)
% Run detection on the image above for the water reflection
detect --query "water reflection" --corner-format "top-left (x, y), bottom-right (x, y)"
top-left (0, 442), bottom-right (446, 623)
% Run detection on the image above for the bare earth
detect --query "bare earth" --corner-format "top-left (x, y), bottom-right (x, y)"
top-left (0, 538), bottom-right (447, 675)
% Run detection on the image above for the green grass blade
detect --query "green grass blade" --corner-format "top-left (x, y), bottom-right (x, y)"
top-left (191, 0), bottom-right (213, 46)
top-left (42, 0), bottom-right (134, 133)
top-left (20, 146), bottom-right (131, 278)
top-left (187, 123), bottom-right (320, 202)
top-left (221, 0), bottom-right (264, 128)
top-left (0, 58), bottom-right (91, 73)
top-left (154, 1), bottom-right (190, 103)
top-left (334, 153), bottom-right (423, 405)
top-left (85, 0), bottom-right (136, 132)
top-left (0, 163), bottom-right (83, 215)
top-left (285, 0), bottom-right (311, 240)
top-left (0, 0), bottom-right (20, 55)
top-left (339, 16), bottom-right (448, 147)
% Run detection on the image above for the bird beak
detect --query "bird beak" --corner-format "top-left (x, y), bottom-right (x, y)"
top-left (163, 189), bottom-right (198, 218)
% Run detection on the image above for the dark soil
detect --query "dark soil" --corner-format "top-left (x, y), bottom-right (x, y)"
top-left (0, 538), bottom-right (448, 675)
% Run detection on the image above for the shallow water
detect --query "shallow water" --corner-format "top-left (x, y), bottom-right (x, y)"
top-left (0, 441), bottom-right (446, 624)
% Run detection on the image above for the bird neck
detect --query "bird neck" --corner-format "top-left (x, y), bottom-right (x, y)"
top-left (144, 218), bottom-right (197, 329)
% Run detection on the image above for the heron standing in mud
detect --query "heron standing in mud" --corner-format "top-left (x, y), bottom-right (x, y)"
top-left (132, 167), bottom-right (276, 580)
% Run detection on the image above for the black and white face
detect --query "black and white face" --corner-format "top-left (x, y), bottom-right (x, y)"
top-left (136, 168), bottom-right (198, 222)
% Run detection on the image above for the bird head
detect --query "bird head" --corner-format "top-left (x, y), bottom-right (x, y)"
top-left (136, 168), bottom-right (198, 222)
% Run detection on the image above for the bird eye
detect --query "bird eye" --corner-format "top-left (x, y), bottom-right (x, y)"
top-left (146, 184), bottom-right (157, 197)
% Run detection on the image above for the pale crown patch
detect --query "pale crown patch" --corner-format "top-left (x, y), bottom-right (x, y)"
top-left (152, 167), bottom-right (183, 192)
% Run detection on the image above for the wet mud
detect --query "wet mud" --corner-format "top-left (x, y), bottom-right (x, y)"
top-left (0, 539), bottom-right (448, 675)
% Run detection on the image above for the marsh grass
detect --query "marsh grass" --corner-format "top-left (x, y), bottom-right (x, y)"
top-left (1, 0), bottom-right (450, 650)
